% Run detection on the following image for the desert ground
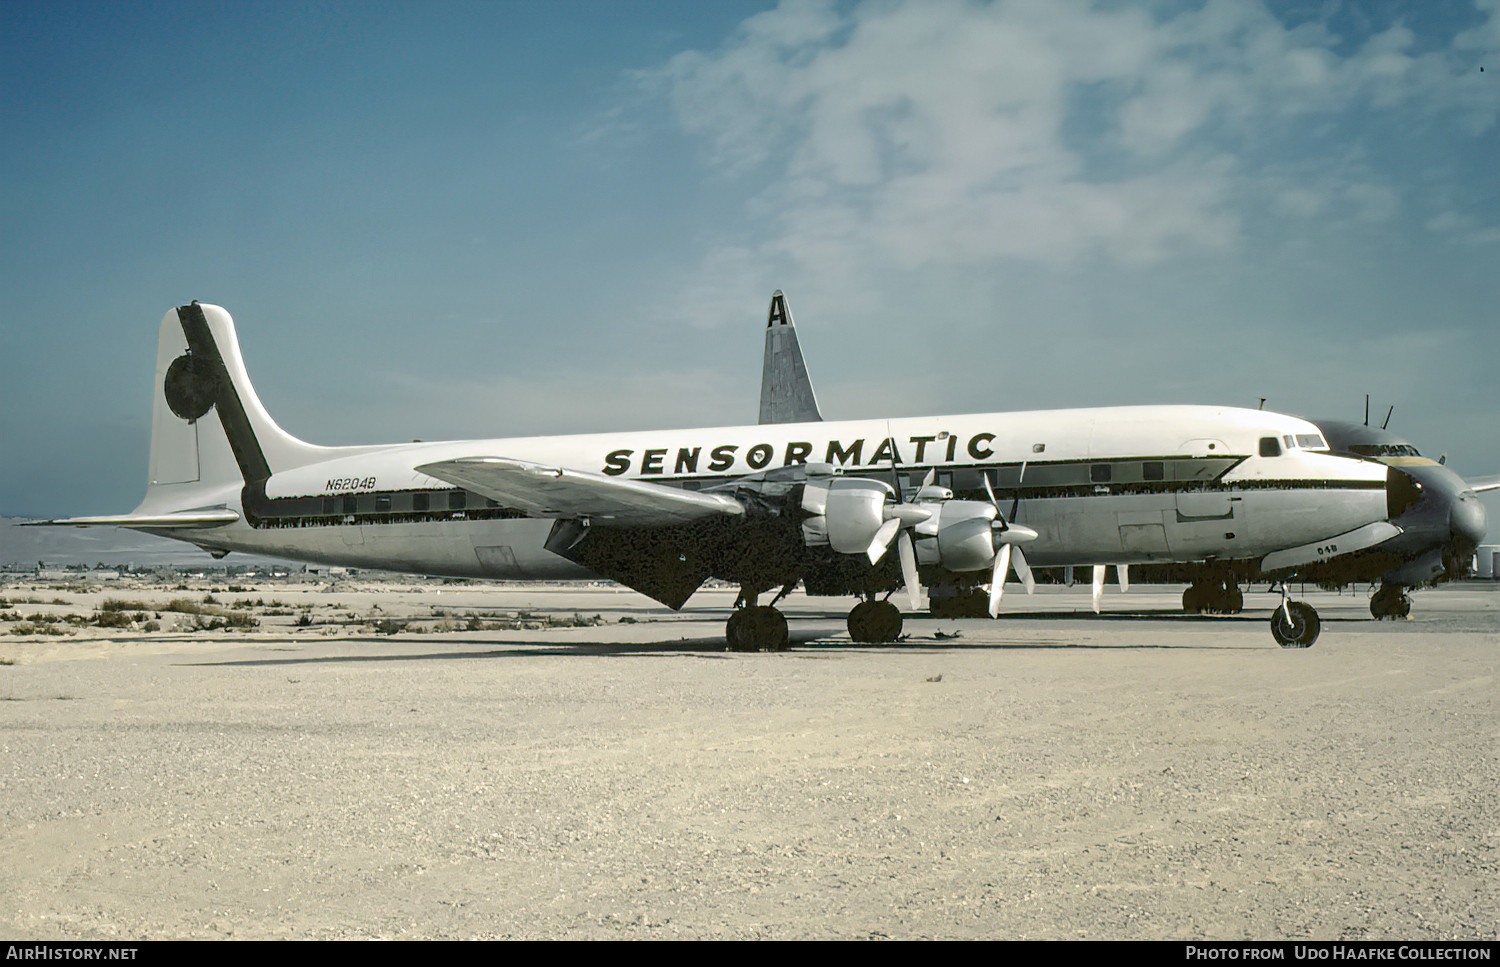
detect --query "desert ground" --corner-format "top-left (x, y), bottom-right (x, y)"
top-left (1, 577), bottom-right (1495, 940)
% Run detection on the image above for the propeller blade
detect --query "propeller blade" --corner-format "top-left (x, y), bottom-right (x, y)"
top-left (1118, 563), bottom-right (1130, 593)
top-left (989, 543), bottom-right (1012, 617)
top-left (897, 531), bottom-right (920, 611)
top-left (866, 517), bottom-right (902, 564)
top-left (1092, 564), bottom-right (1106, 613)
top-left (1010, 460), bottom-right (1026, 521)
top-left (1013, 545), bottom-right (1035, 594)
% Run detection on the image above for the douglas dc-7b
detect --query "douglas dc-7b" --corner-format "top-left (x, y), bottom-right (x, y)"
top-left (32, 297), bottom-right (1493, 651)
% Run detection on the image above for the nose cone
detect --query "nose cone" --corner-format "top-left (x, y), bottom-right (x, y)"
top-left (1450, 490), bottom-right (1487, 553)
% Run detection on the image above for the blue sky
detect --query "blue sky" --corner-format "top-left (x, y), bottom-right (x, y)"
top-left (2, 0), bottom-right (1496, 522)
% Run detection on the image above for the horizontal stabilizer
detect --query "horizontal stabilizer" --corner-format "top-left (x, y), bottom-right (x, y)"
top-left (21, 508), bottom-right (241, 529)
top-left (1260, 520), bottom-right (1401, 574)
top-left (416, 457), bottom-right (745, 526)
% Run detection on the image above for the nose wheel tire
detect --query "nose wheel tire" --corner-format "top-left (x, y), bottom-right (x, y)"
top-left (1270, 601), bottom-right (1320, 648)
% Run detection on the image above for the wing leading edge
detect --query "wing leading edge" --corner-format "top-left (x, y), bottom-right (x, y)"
top-left (1259, 520), bottom-right (1402, 574)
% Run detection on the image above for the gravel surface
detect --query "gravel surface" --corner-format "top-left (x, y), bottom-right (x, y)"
top-left (1, 582), bottom-right (1495, 939)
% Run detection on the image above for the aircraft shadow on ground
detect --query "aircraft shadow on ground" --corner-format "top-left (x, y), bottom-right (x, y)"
top-left (184, 619), bottom-right (1293, 666)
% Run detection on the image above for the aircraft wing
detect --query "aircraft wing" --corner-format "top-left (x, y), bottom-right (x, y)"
top-left (1467, 474), bottom-right (1500, 493)
top-left (20, 509), bottom-right (241, 529)
top-left (416, 457), bottom-right (745, 526)
top-left (1260, 520), bottom-right (1402, 574)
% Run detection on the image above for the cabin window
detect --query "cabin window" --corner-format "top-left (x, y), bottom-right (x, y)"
top-left (449, 491), bottom-right (466, 510)
top-left (322, 497), bottom-right (336, 515)
top-left (341, 496), bottom-right (357, 515)
top-left (1090, 464), bottom-right (1112, 483)
top-left (375, 495), bottom-right (392, 513)
top-left (1260, 437), bottom-right (1282, 457)
top-left (413, 492), bottom-right (429, 512)
top-left (1032, 443), bottom-right (1045, 453)
top-left (1143, 461), bottom-right (1165, 481)
top-left (950, 469), bottom-right (983, 492)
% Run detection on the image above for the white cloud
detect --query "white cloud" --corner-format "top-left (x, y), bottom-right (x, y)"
top-left (667, 243), bottom-right (774, 331)
top-left (644, 0), bottom-right (1500, 296)
top-left (1426, 209), bottom-right (1500, 245)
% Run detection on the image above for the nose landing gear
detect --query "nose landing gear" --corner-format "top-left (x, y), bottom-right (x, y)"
top-left (1270, 586), bottom-right (1320, 648)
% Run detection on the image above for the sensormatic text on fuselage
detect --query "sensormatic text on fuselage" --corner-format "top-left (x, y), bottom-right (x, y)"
top-left (602, 434), bottom-right (998, 476)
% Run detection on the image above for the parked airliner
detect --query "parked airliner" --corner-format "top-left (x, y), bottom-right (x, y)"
top-left (32, 300), bottom-right (1490, 651)
top-left (757, 291), bottom-right (1497, 626)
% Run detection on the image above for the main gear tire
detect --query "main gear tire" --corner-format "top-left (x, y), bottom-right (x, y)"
top-left (849, 600), bottom-right (903, 644)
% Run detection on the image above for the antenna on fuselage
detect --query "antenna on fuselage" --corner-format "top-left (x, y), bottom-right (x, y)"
top-left (1382, 406), bottom-right (1394, 430)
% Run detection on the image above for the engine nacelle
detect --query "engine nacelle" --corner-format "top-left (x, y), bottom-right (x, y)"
top-left (801, 477), bottom-right (896, 554)
top-left (802, 480), bottom-right (1025, 574)
top-left (915, 500), bottom-right (1002, 572)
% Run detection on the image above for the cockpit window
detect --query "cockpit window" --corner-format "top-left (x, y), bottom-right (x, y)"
top-left (1259, 437), bottom-right (1282, 457)
top-left (1279, 433), bottom-right (1331, 451)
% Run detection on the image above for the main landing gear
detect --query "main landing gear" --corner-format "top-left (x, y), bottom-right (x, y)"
top-left (1369, 583), bottom-right (1412, 620)
top-left (1269, 586), bottom-right (1320, 648)
top-left (1183, 578), bottom-right (1244, 614)
top-left (725, 597), bottom-right (906, 650)
top-left (726, 605), bottom-right (789, 652)
top-left (928, 587), bottom-right (989, 618)
top-left (847, 599), bottom-right (903, 644)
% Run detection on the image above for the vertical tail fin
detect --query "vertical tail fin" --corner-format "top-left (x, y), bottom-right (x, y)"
top-left (758, 290), bottom-right (824, 425)
top-left (139, 303), bottom-right (335, 512)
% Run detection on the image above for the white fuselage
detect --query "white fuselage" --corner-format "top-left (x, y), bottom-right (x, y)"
top-left (159, 404), bottom-right (1388, 585)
